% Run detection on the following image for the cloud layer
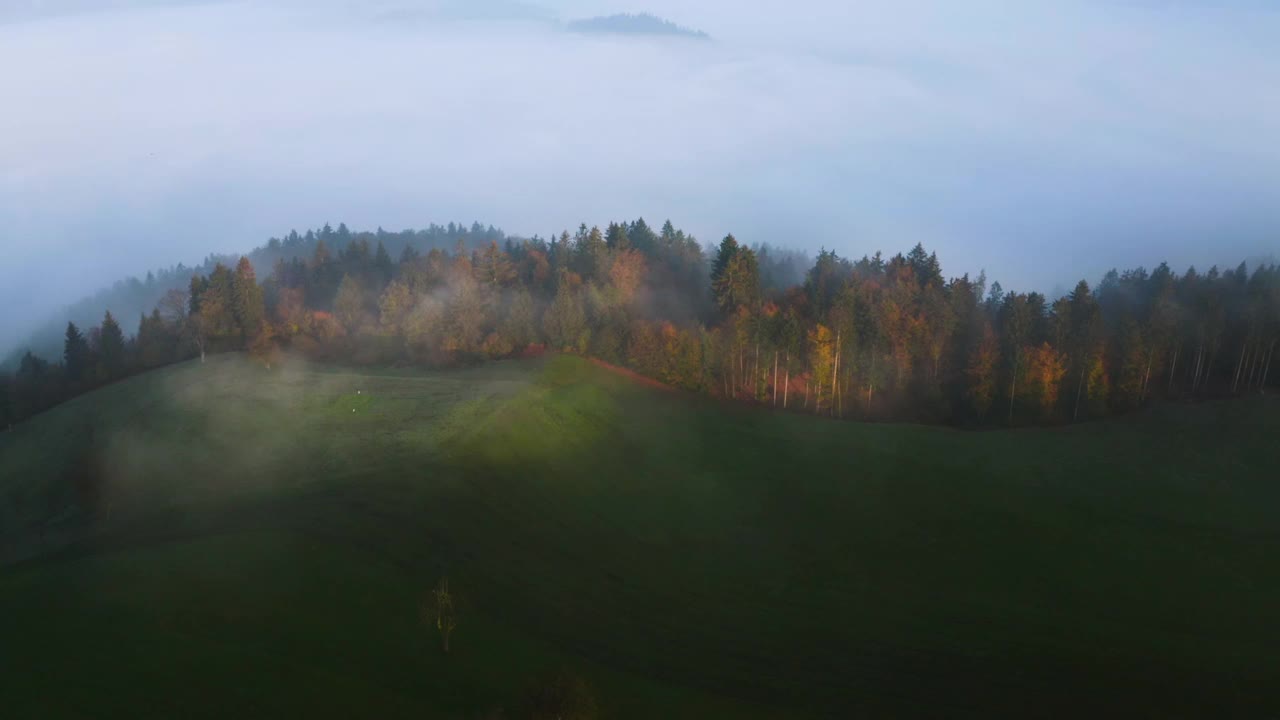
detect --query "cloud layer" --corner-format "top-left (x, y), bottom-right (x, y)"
top-left (2, 0), bottom-right (1278, 350)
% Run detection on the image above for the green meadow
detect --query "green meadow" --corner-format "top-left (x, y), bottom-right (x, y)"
top-left (1, 354), bottom-right (1277, 718)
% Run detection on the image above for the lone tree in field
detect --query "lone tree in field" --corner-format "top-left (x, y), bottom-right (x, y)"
top-left (427, 577), bottom-right (458, 653)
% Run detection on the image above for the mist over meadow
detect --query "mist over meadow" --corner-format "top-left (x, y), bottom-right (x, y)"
top-left (2, 0), bottom-right (1278, 354)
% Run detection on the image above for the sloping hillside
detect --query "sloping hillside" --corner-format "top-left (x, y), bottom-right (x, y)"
top-left (1, 354), bottom-right (1278, 717)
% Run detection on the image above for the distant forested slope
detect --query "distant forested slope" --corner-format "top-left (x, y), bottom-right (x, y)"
top-left (3, 222), bottom-right (510, 368)
top-left (567, 13), bottom-right (709, 39)
top-left (2, 210), bottom-right (1275, 434)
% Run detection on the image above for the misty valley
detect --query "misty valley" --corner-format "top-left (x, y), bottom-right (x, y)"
top-left (3, 1), bottom-right (1279, 718)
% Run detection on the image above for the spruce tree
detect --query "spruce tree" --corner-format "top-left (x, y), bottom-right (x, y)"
top-left (232, 257), bottom-right (265, 344)
top-left (98, 311), bottom-right (127, 377)
top-left (63, 322), bottom-right (91, 383)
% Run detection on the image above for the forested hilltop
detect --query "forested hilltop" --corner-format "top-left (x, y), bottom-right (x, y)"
top-left (3, 219), bottom-right (1277, 428)
top-left (567, 13), bottom-right (710, 39)
top-left (4, 222), bottom-right (511, 369)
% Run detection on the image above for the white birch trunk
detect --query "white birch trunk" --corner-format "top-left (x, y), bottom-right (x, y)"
top-left (1232, 341), bottom-right (1247, 393)
top-left (831, 333), bottom-right (840, 417)
top-left (784, 351), bottom-right (790, 409)
top-left (773, 351), bottom-right (779, 407)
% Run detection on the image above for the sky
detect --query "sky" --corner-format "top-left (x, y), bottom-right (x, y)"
top-left (2, 0), bottom-right (1278, 353)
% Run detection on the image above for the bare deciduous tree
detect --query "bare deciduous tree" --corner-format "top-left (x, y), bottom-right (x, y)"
top-left (425, 577), bottom-right (458, 653)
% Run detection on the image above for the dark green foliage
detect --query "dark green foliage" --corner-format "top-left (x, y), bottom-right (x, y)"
top-left (710, 234), bottom-right (760, 316)
top-left (62, 322), bottom-right (91, 383)
top-left (0, 372), bottom-right (11, 428)
top-left (97, 311), bottom-right (126, 378)
top-left (373, 240), bottom-right (394, 284)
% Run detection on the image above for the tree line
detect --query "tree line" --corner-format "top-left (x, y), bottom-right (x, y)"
top-left (2, 218), bottom-right (1276, 428)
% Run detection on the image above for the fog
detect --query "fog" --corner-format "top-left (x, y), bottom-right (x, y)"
top-left (2, 0), bottom-right (1278, 353)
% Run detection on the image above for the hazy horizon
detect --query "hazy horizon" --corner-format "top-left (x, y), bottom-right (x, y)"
top-left (3, 0), bottom-right (1278, 354)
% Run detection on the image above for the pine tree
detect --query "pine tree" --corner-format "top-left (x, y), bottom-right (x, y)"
top-left (98, 311), bottom-right (127, 378)
top-left (711, 235), bottom-right (760, 316)
top-left (232, 257), bottom-right (265, 344)
top-left (475, 242), bottom-right (516, 289)
top-left (64, 322), bottom-right (91, 383)
top-left (575, 226), bottom-right (609, 282)
top-left (0, 372), bottom-right (12, 429)
top-left (189, 274), bottom-right (209, 315)
top-left (374, 241), bottom-right (394, 284)
top-left (605, 222), bottom-right (630, 251)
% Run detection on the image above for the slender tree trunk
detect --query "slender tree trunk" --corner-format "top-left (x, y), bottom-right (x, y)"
top-left (1141, 350), bottom-right (1154, 401)
top-left (1263, 341), bottom-right (1275, 392)
top-left (1167, 347), bottom-right (1179, 395)
top-left (867, 349), bottom-right (876, 414)
top-left (784, 352), bottom-right (790, 409)
top-left (739, 347), bottom-right (744, 396)
top-left (784, 351), bottom-right (790, 409)
top-left (816, 379), bottom-right (823, 414)
top-left (1074, 361), bottom-right (1086, 421)
top-left (772, 351), bottom-right (779, 407)
top-left (838, 364), bottom-right (845, 418)
top-left (1232, 341), bottom-right (1247, 393)
top-left (1008, 355), bottom-right (1019, 425)
top-left (1187, 343), bottom-right (1198, 389)
top-left (832, 354), bottom-right (840, 418)
top-left (754, 342), bottom-right (760, 400)
top-left (831, 332), bottom-right (840, 418)
top-left (804, 378), bottom-right (810, 411)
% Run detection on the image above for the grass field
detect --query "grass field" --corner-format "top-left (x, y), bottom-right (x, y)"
top-left (1, 353), bottom-right (1278, 718)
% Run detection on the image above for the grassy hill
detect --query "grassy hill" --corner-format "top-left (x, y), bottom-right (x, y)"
top-left (1, 354), bottom-right (1278, 718)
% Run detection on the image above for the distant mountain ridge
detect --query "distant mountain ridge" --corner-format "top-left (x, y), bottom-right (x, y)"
top-left (567, 12), bottom-right (709, 39)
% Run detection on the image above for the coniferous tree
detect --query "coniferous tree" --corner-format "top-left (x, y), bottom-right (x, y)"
top-left (63, 322), bottom-right (91, 384)
top-left (374, 241), bottom-right (394, 285)
top-left (0, 372), bottom-right (11, 429)
top-left (232, 257), bottom-right (265, 344)
top-left (98, 311), bottom-right (127, 378)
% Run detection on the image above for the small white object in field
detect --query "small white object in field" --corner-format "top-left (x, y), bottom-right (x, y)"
top-left (357, 390), bottom-right (362, 395)
top-left (353, 408), bottom-right (356, 413)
